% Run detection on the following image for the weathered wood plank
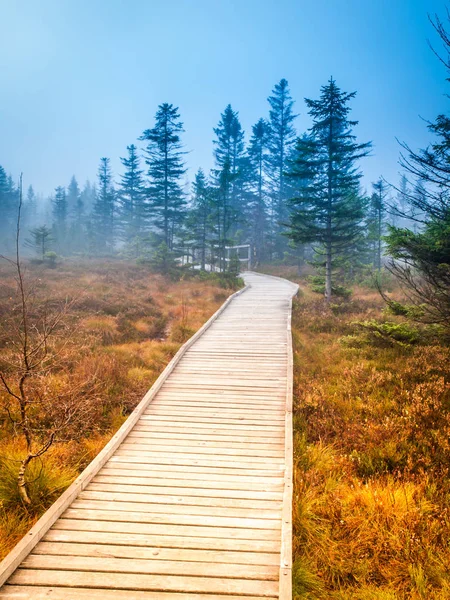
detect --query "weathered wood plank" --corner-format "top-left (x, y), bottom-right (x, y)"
top-left (79, 488), bottom-right (283, 509)
top-left (99, 468), bottom-right (284, 487)
top-left (107, 456), bottom-right (284, 474)
top-left (72, 498), bottom-right (281, 520)
top-left (0, 587), bottom-right (273, 600)
top-left (46, 527), bottom-right (281, 553)
top-left (102, 462), bottom-right (284, 480)
top-left (23, 554), bottom-right (279, 580)
top-left (34, 541), bottom-right (280, 565)
top-left (8, 571), bottom-right (280, 596)
top-left (87, 481), bottom-right (284, 500)
top-left (61, 508), bottom-right (282, 530)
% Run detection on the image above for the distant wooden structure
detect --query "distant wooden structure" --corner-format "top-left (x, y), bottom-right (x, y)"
top-left (178, 244), bottom-right (251, 272)
top-left (0, 272), bottom-right (298, 599)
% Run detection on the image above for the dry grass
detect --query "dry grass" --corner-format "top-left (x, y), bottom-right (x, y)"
top-left (291, 279), bottom-right (450, 599)
top-left (0, 258), bottom-right (236, 559)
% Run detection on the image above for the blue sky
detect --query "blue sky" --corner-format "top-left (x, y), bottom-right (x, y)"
top-left (0, 0), bottom-right (448, 197)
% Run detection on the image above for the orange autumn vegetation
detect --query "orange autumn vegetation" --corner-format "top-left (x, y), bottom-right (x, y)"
top-left (0, 259), bottom-right (238, 559)
top-left (279, 268), bottom-right (450, 600)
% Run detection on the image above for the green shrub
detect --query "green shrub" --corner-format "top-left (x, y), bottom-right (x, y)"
top-left (44, 251), bottom-right (58, 268)
top-left (351, 320), bottom-right (421, 347)
top-left (307, 275), bottom-right (351, 298)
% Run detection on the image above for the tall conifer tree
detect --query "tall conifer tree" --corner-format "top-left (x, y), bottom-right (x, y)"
top-left (140, 104), bottom-right (186, 249)
top-left (267, 79), bottom-right (297, 257)
top-left (92, 158), bottom-right (115, 254)
top-left (188, 168), bottom-right (215, 270)
top-left (212, 105), bottom-right (246, 266)
top-left (247, 118), bottom-right (270, 263)
top-left (52, 186), bottom-right (68, 252)
top-left (117, 144), bottom-right (147, 254)
top-left (0, 167), bottom-right (17, 253)
top-left (368, 179), bottom-right (388, 270)
top-left (287, 78), bottom-right (371, 301)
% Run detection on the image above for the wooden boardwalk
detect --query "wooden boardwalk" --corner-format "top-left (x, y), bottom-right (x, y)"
top-left (0, 272), bottom-right (298, 600)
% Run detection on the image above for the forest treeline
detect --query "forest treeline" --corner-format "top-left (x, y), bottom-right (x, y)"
top-left (0, 78), bottom-right (418, 279)
top-left (1, 10), bottom-right (449, 318)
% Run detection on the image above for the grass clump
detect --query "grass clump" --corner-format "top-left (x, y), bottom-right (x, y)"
top-left (0, 446), bottom-right (77, 513)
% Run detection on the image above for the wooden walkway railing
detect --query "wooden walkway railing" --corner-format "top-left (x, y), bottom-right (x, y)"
top-left (0, 272), bottom-right (298, 600)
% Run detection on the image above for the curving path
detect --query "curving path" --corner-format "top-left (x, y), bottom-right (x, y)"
top-left (0, 272), bottom-right (298, 600)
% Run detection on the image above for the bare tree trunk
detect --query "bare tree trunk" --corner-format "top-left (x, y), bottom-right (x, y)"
top-left (18, 456), bottom-right (32, 505)
top-left (325, 241), bottom-right (332, 303)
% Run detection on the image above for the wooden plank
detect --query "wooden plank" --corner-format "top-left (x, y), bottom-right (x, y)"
top-left (80, 488), bottom-right (282, 510)
top-left (134, 416), bottom-right (284, 427)
top-left (114, 449), bottom-right (284, 465)
top-left (107, 456), bottom-right (283, 474)
top-left (142, 409), bottom-right (285, 421)
top-left (103, 462), bottom-right (284, 479)
top-left (117, 443), bottom-right (285, 458)
top-left (108, 453), bottom-right (283, 470)
top-left (152, 394), bottom-right (285, 403)
top-left (151, 398), bottom-right (284, 409)
top-left (8, 571), bottom-right (279, 597)
top-left (34, 541), bottom-right (279, 565)
top-left (72, 498), bottom-right (281, 520)
top-left (88, 481), bottom-right (284, 500)
top-left (0, 587), bottom-right (273, 600)
top-left (100, 467), bottom-right (284, 490)
top-left (147, 403), bottom-right (285, 413)
top-left (125, 431), bottom-right (284, 444)
top-left (55, 518), bottom-right (281, 541)
top-left (129, 424), bottom-right (284, 437)
top-left (61, 508), bottom-right (281, 530)
top-left (47, 527), bottom-right (281, 553)
top-left (22, 554), bottom-right (279, 580)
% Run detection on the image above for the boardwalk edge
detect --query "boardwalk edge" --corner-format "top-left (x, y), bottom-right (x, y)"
top-left (279, 286), bottom-right (299, 600)
top-left (0, 282), bottom-right (250, 587)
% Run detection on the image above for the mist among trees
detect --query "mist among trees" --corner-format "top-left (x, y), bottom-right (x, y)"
top-left (0, 67), bottom-right (444, 309)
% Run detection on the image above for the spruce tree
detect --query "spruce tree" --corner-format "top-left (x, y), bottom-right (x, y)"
top-left (80, 180), bottom-right (96, 215)
top-left (117, 144), bottom-right (147, 255)
top-left (26, 225), bottom-right (54, 260)
top-left (140, 104), bottom-right (186, 249)
top-left (267, 79), bottom-right (297, 258)
top-left (287, 78), bottom-right (371, 301)
top-left (0, 168), bottom-right (17, 254)
top-left (188, 168), bottom-right (215, 270)
top-left (247, 118), bottom-right (270, 264)
top-left (23, 185), bottom-right (37, 234)
top-left (368, 178), bottom-right (387, 270)
top-left (92, 158), bottom-right (116, 254)
top-left (67, 176), bottom-right (80, 217)
top-left (52, 186), bottom-right (68, 253)
top-left (212, 104), bottom-right (246, 266)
